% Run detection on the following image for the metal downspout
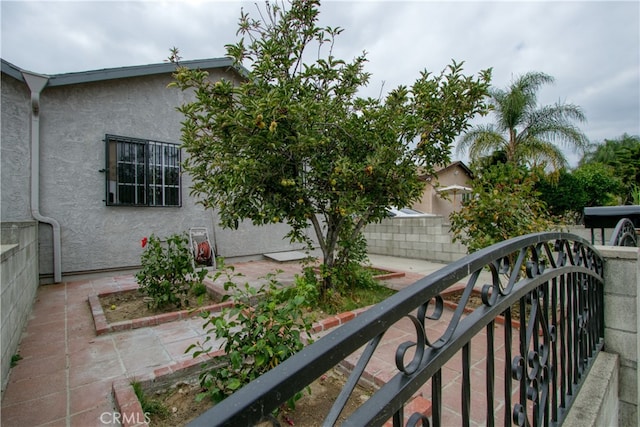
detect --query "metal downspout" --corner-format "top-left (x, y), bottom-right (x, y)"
top-left (22, 71), bottom-right (62, 283)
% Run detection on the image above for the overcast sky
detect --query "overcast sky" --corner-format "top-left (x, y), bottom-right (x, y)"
top-left (2, 1), bottom-right (639, 166)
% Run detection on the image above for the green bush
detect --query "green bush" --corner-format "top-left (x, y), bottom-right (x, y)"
top-left (136, 233), bottom-right (207, 310)
top-left (450, 163), bottom-right (557, 253)
top-left (188, 265), bottom-right (315, 406)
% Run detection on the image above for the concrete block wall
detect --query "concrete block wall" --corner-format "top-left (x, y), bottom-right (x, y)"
top-left (1, 221), bottom-right (38, 395)
top-left (564, 351), bottom-right (619, 427)
top-left (597, 245), bottom-right (640, 426)
top-left (364, 216), bottom-right (467, 263)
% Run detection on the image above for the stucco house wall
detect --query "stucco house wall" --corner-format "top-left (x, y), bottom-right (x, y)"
top-left (1, 59), bottom-right (311, 281)
top-left (413, 161), bottom-right (473, 218)
top-left (1, 73), bottom-right (32, 221)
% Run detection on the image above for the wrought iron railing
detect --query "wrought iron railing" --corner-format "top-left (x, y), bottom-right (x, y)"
top-left (609, 218), bottom-right (638, 247)
top-left (188, 232), bottom-right (605, 426)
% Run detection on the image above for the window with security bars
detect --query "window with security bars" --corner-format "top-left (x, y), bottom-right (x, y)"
top-left (105, 134), bottom-right (181, 206)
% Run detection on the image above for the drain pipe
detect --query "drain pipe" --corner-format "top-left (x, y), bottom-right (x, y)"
top-left (22, 71), bottom-right (62, 283)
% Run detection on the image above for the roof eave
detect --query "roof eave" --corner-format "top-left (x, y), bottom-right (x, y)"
top-left (1, 59), bottom-right (26, 82)
top-left (1, 57), bottom-right (249, 87)
top-left (47, 57), bottom-right (247, 87)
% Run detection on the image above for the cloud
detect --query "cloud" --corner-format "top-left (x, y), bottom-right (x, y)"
top-left (2, 0), bottom-right (638, 162)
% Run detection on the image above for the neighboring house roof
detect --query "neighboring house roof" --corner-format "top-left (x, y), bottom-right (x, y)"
top-left (418, 160), bottom-right (474, 181)
top-left (1, 57), bottom-right (248, 87)
top-left (436, 161), bottom-right (474, 178)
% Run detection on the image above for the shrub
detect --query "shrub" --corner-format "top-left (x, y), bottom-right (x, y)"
top-left (188, 265), bottom-right (315, 406)
top-left (136, 233), bottom-right (207, 310)
top-left (450, 163), bottom-right (557, 253)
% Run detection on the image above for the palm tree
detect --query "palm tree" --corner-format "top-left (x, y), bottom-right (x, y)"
top-left (457, 72), bottom-right (589, 170)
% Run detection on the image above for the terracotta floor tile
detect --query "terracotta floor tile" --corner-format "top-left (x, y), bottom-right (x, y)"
top-left (4, 261), bottom-right (523, 426)
top-left (118, 345), bottom-right (172, 375)
top-left (15, 337), bottom-right (65, 359)
top-left (67, 334), bottom-right (102, 355)
top-left (68, 337), bottom-right (116, 364)
top-left (70, 404), bottom-right (122, 427)
top-left (69, 379), bottom-right (114, 415)
top-left (163, 337), bottom-right (201, 361)
top-left (156, 323), bottom-right (200, 345)
top-left (26, 309), bottom-right (66, 327)
top-left (1, 391), bottom-right (67, 426)
top-left (5, 353), bottom-right (66, 382)
top-left (2, 370), bottom-right (67, 406)
top-left (69, 357), bottom-right (124, 388)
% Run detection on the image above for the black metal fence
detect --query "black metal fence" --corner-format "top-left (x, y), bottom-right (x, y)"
top-left (609, 218), bottom-right (638, 247)
top-left (189, 232), bottom-right (605, 426)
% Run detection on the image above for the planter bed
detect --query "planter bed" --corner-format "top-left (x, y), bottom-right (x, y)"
top-left (88, 283), bottom-right (230, 335)
top-left (110, 308), bottom-right (372, 427)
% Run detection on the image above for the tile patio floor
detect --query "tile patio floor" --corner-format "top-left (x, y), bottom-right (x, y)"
top-left (1, 255), bottom-right (510, 426)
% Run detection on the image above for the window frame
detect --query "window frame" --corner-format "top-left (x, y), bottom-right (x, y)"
top-left (104, 134), bottom-right (182, 207)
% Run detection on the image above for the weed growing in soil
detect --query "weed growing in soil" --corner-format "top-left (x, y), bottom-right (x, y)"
top-left (10, 353), bottom-right (22, 368)
top-left (132, 380), bottom-right (169, 417)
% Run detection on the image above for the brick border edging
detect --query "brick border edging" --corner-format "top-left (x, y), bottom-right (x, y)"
top-left (112, 350), bottom-right (225, 427)
top-left (88, 289), bottom-right (233, 335)
top-left (110, 308), bottom-right (368, 424)
top-left (89, 265), bottom-right (399, 336)
top-left (111, 281), bottom-right (539, 425)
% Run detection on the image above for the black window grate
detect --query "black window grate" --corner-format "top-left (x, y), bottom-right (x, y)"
top-left (105, 134), bottom-right (181, 207)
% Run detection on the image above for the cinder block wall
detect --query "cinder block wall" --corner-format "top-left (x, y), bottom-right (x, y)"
top-left (597, 245), bottom-right (640, 426)
top-left (1, 221), bottom-right (38, 396)
top-left (364, 216), bottom-right (467, 263)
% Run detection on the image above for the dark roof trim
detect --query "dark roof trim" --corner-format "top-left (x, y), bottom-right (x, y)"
top-left (1, 59), bottom-right (25, 81)
top-left (418, 160), bottom-right (474, 181)
top-left (436, 161), bottom-right (473, 178)
top-left (1, 57), bottom-right (249, 87)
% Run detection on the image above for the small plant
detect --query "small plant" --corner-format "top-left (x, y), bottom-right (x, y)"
top-left (136, 233), bottom-right (207, 310)
top-left (10, 353), bottom-right (22, 368)
top-left (631, 184), bottom-right (640, 205)
top-left (188, 265), bottom-right (315, 407)
top-left (131, 380), bottom-right (168, 417)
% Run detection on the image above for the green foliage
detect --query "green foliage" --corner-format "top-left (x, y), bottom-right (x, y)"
top-left (136, 233), bottom-right (207, 310)
top-left (131, 380), bottom-right (168, 417)
top-left (572, 163), bottom-right (624, 207)
top-left (188, 266), bottom-right (315, 406)
top-left (10, 353), bottom-right (22, 368)
top-left (457, 71), bottom-right (588, 171)
top-left (295, 263), bottom-right (395, 314)
top-left (631, 184), bottom-right (640, 205)
top-left (580, 133), bottom-right (640, 204)
top-left (450, 163), bottom-right (557, 253)
top-left (169, 0), bottom-right (491, 295)
top-left (536, 170), bottom-right (587, 221)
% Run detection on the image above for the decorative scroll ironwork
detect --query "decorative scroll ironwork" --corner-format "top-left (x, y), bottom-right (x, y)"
top-left (609, 217), bottom-right (638, 247)
top-left (187, 233), bottom-right (605, 427)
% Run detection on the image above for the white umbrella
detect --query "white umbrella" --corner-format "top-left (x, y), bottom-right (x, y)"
top-left (436, 184), bottom-right (472, 194)
top-left (436, 184), bottom-right (472, 209)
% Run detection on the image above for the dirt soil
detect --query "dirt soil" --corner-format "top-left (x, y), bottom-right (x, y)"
top-left (99, 290), bottom-right (218, 324)
top-left (146, 368), bottom-right (372, 426)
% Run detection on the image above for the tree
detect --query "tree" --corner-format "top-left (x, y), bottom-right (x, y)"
top-left (457, 71), bottom-right (589, 171)
top-left (572, 163), bottom-right (623, 207)
top-left (580, 133), bottom-right (640, 204)
top-left (536, 170), bottom-right (587, 222)
top-left (450, 163), bottom-right (556, 253)
top-left (170, 0), bottom-right (491, 294)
